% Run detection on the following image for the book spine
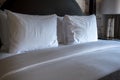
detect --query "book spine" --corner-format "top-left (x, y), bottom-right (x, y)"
top-left (107, 18), bottom-right (111, 38)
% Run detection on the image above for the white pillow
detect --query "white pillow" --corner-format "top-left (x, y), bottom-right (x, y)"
top-left (6, 10), bottom-right (58, 53)
top-left (0, 10), bottom-right (9, 51)
top-left (57, 16), bottom-right (65, 44)
top-left (63, 15), bottom-right (98, 44)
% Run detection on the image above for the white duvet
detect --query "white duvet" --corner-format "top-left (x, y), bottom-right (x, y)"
top-left (0, 40), bottom-right (120, 80)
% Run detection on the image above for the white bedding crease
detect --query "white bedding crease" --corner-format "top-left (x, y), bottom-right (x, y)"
top-left (0, 40), bottom-right (120, 80)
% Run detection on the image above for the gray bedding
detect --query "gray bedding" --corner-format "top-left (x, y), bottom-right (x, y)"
top-left (99, 70), bottom-right (120, 80)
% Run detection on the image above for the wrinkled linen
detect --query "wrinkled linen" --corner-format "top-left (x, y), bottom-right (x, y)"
top-left (0, 40), bottom-right (120, 80)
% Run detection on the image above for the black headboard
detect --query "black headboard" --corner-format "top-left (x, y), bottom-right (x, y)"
top-left (89, 0), bottom-right (96, 14)
top-left (0, 0), bottom-right (83, 16)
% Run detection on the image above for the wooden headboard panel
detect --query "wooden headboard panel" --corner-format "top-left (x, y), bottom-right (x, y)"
top-left (0, 0), bottom-right (83, 16)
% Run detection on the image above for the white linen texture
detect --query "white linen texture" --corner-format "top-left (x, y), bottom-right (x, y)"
top-left (6, 10), bottom-right (58, 53)
top-left (63, 15), bottom-right (98, 44)
top-left (57, 16), bottom-right (65, 44)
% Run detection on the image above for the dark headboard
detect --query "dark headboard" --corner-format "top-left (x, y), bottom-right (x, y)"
top-left (89, 0), bottom-right (96, 14)
top-left (0, 0), bottom-right (83, 16)
top-left (0, 0), bottom-right (97, 16)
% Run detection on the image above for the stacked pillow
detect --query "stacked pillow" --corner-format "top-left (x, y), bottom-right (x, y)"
top-left (57, 15), bottom-right (98, 44)
top-left (0, 10), bottom-right (98, 53)
top-left (57, 16), bottom-right (65, 44)
top-left (63, 15), bottom-right (98, 44)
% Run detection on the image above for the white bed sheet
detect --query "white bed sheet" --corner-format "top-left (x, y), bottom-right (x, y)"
top-left (0, 52), bottom-right (16, 60)
top-left (0, 44), bottom-right (65, 60)
top-left (0, 40), bottom-right (120, 80)
top-left (0, 40), bottom-right (119, 60)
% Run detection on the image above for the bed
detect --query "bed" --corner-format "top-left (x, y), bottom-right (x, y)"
top-left (0, 0), bottom-right (120, 80)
